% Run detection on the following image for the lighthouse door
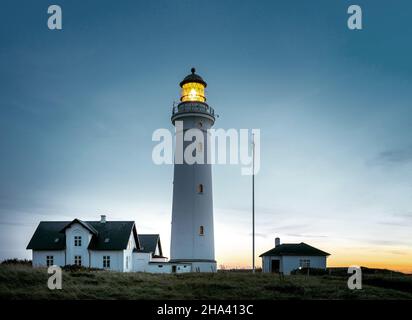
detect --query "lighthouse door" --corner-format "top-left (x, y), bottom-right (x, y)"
top-left (172, 265), bottom-right (177, 273)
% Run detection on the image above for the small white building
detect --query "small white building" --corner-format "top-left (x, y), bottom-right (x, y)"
top-left (26, 216), bottom-right (189, 273)
top-left (260, 238), bottom-right (330, 275)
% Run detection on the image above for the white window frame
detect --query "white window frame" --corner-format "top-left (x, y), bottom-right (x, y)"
top-left (46, 255), bottom-right (54, 267)
top-left (103, 256), bottom-right (110, 269)
top-left (74, 255), bottom-right (82, 266)
top-left (74, 235), bottom-right (82, 247)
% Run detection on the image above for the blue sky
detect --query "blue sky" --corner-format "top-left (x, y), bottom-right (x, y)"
top-left (1, 0), bottom-right (412, 271)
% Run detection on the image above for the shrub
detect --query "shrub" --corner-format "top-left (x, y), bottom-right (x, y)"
top-left (1, 258), bottom-right (32, 266)
top-left (62, 265), bottom-right (100, 272)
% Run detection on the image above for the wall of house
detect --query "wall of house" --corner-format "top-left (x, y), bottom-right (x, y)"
top-left (132, 252), bottom-right (192, 273)
top-left (32, 250), bottom-right (65, 267)
top-left (90, 251), bottom-right (124, 272)
top-left (172, 263), bottom-right (192, 273)
top-left (262, 256), bottom-right (281, 273)
top-left (147, 263), bottom-right (192, 273)
top-left (65, 223), bottom-right (93, 267)
top-left (133, 252), bottom-right (151, 272)
top-left (262, 256), bottom-right (327, 274)
top-left (122, 231), bottom-right (136, 272)
top-left (282, 256), bottom-right (326, 275)
top-left (147, 263), bottom-right (173, 273)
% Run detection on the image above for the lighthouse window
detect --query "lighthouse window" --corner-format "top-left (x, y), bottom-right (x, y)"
top-left (197, 184), bottom-right (204, 194)
top-left (199, 226), bottom-right (205, 236)
top-left (181, 82), bottom-right (206, 103)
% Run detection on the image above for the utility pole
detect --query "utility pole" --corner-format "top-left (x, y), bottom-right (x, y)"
top-left (252, 133), bottom-right (255, 273)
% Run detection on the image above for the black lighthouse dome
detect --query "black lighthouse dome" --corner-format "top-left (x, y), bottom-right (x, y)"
top-left (180, 68), bottom-right (207, 88)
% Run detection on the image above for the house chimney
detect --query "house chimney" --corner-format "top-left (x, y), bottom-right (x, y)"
top-left (100, 215), bottom-right (106, 224)
top-left (275, 237), bottom-right (280, 247)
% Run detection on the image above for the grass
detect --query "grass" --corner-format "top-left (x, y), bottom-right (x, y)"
top-left (0, 264), bottom-right (411, 300)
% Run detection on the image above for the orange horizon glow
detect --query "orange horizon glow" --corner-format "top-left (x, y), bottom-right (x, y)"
top-left (214, 245), bottom-right (412, 274)
top-left (215, 257), bottom-right (412, 274)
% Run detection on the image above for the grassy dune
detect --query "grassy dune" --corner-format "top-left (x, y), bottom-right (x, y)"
top-left (0, 264), bottom-right (411, 300)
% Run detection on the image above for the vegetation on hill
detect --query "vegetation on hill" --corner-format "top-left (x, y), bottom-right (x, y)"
top-left (0, 263), bottom-right (411, 300)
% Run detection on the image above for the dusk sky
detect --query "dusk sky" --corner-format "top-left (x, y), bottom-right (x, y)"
top-left (1, 0), bottom-right (412, 272)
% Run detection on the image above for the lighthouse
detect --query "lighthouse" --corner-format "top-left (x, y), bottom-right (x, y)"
top-left (170, 68), bottom-right (217, 272)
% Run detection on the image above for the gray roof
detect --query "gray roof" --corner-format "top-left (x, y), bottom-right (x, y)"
top-left (259, 243), bottom-right (330, 257)
top-left (27, 220), bottom-right (139, 251)
top-left (136, 234), bottom-right (163, 257)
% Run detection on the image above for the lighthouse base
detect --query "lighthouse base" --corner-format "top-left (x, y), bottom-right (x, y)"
top-left (169, 259), bottom-right (217, 273)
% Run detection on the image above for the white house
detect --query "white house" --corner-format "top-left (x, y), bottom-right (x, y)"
top-left (260, 238), bottom-right (330, 275)
top-left (26, 215), bottom-right (191, 273)
top-left (132, 234), bottom-right (191, 273)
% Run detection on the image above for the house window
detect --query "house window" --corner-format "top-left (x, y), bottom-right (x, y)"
top-left (126, 256), bottom-right (129, 269)
top-left (103, 256), bottom-right (110, 269)
top-left (199, 225), bottom-right (204, 236)
top-left (299, 259), bottom-right (310, 268)
top-left (74, 255), bottom-right (82, 266)
top-left (46, 256), bottom-right (54, 267)
top-left (74, 236), bottom-right (82, 247)
top-left (197, 184), bottom-right (204, 194)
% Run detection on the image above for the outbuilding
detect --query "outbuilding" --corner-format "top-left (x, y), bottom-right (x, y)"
top-left (260, 238), bottom-right (330, 275)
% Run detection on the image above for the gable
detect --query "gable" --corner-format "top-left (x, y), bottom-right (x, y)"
top-left (60, 219), bottom-right (98, 235)
top-left (137, 234), bottom-right (163, 256)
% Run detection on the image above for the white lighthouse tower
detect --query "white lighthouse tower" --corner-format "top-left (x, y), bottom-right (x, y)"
top-left (170, 68), bottom-right (217, 272)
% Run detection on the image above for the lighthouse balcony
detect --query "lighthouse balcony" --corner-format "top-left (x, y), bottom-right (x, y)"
top-left (172, 102), bottom-right (215, 119)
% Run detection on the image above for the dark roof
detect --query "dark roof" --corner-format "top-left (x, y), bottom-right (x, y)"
top-left (26, 222), bottom-right (67, 250)
top-left (136, 234), bottom-right (163, 257)
top-left (179, 67), bottom-right (207, 88)
top-left (27, 220), bottom-right (139, 251)
top-left (87, 221), bottom-right (138, 250)
top-left (259, 243), bottom-right (330, 257)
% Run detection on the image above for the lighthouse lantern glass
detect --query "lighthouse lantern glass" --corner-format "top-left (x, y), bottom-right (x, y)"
top-left (181, 82), bottom-right (206, 102)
